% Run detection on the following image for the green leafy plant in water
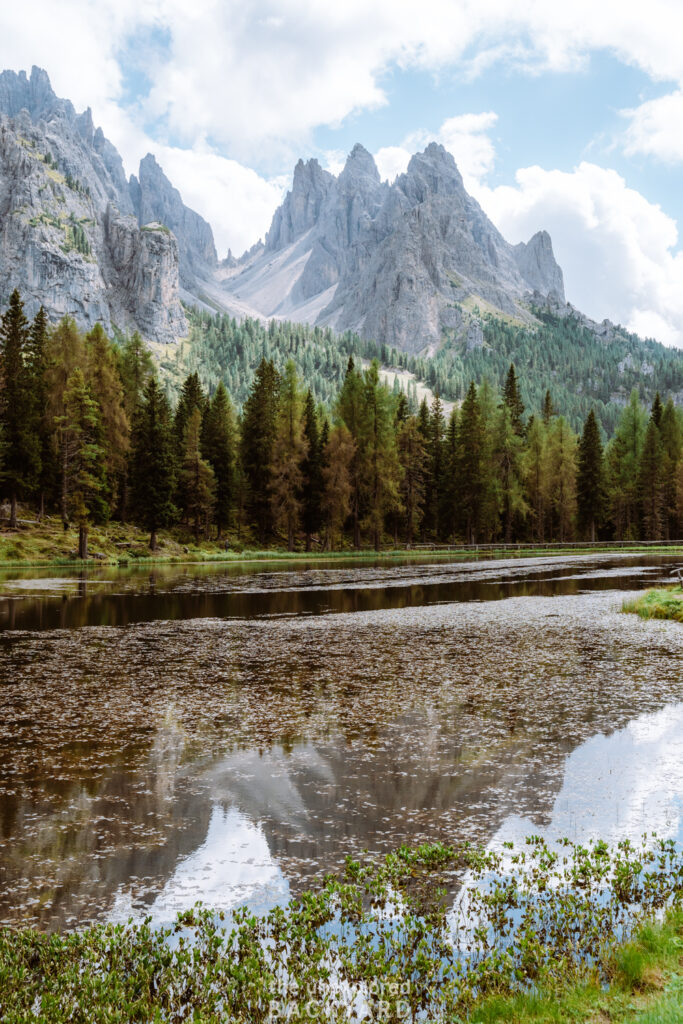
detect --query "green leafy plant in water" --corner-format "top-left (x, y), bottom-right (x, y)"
top-left (1, 834), bottom-right (682, 1022)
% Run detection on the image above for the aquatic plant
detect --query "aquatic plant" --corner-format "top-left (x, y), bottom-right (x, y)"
top-left (1, 834), bottom-right (682, 1022)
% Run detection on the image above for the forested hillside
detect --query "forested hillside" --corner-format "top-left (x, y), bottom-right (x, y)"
top-left (2, 291), bottom-right (682, 556)
top-left (178, 306), bottom-right (683, 437)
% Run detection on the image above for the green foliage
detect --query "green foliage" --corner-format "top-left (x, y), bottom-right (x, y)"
top-left (1, 835), bottom-right (682, 1022)
top-left (623, 586), bottom-right (683, 622)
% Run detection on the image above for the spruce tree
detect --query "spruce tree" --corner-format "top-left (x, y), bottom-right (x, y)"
top-left (457, 382), bottom-right (485, 543)
top-left (0, 290), bottom-right (39, 526)
top-left (174, 372), bottom-right (206, 458)
top-left (651, 392), bottom-right (663, 428)
top-left (495, 404), bottom-right (527, 543)
top-left (638, 417), bottom-right (664, 540)
top-left (397, 417), bottom-right (427, 545)
top-left (26, 306), bottom-right (52, 519)
top-left (576, 409), bottom-right (605, 542)
top-left (361, 362), bottom-right (401, 550)
top-left (503, 363), bottom-right (525, 435)
top-left (130, 378), bottom-right (177, 550)
top-left (86, 323), bottom-right (129, 513)
top-left (542, 390), bottom-right (555, 425)
top-left (606, 390), bottom-right (645, 539)
top-left (202, 381), bottom-right (236, 539)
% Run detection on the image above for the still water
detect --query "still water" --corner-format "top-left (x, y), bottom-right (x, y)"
top-left (0, 553), bottom-right (681, 930)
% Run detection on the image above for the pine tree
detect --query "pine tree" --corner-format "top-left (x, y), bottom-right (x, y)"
top-left (55, 369), bottom-right (105, 558)
top-left (300, 389), bottom-right (323, 550)
top-left (523, 415), bottom-right (549, 542)
top-left (0, 290), bottom-right (39, 526)
top-left (270, 361), bottom-right (308, 550)
top-left (577, 409), bottom-right (605, 542)
top-left (130, 378), bottom-right (177, 550)
top-left (202, 381), bottom-right (236, 539)
top-left (503, 363), bottom-right (525, 435)
top-left (441, 408), bottom-right (459, 539)
top-left (425, 394), bottom-right (445, 540)
top-left (240, 359), bottom-right (280, 543)
top-left (180, 407), bottom-right (216, 541)
top-left (119, 331), bottom-right (155, 422)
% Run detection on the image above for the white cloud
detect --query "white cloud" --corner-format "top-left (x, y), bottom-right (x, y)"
top-left (622, 90), bottom-right (683, 162)
top-left (475, 162), bottom-right (683, 346)
top-left (150, 145), bottom-right (287, 257)
top-left (375, 111), bottom-right (497, 188)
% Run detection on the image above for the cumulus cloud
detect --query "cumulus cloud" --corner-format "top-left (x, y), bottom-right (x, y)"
top-left (150, 146), bottom-right (286, 257)
top-left (375, 111), bottom-right (497, 188)
top-left (622, 90), bottom-right (683, 162)
top-left (475, 163), bottom-right (683, 346)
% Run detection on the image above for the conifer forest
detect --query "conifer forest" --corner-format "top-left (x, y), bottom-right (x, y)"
top-left (2, 289), bottom-right (682, 556)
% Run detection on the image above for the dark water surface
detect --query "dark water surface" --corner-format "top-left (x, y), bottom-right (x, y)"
top-left (0, 553), bottom-right (681, 930)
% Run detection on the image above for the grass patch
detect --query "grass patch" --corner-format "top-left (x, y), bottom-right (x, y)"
top-left (623, 586), bottom-right (683, 623)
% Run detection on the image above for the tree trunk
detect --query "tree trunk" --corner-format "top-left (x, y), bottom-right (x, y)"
top-left (150, 529), bottom-right (158, 552)
top-left (373, 528), bottom-right (380, 551)
top-left (61, 444), bottom-right (69, 530)
top-left (305, 532), bottom-right (312, 552)
top-left (9, 492), bottom-right (17, 529)
top-left (39, 491), bottom-right (45, 523)
top-left (78, 524), bottom-right (88, 560)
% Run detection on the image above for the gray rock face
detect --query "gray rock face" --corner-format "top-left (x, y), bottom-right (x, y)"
top-left (130, 154), bottom-right (216, 287)
top-left (0, 67), bottom-right (218, 343)
top-left (218, 142), bottom-right (567, 354)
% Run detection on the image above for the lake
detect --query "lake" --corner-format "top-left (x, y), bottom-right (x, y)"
top-left (0, 552), bottom-right (681, 931)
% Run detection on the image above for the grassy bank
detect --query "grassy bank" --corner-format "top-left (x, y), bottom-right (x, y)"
top-left (1, 513), bottom-right (682, 569)
top-left (623, 586), bottom-right (683, 623)
top-left (2, 836), bottom-right (682, 1022)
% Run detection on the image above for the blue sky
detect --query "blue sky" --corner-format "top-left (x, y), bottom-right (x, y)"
top-left (3, 2), bottom-right (683, 346)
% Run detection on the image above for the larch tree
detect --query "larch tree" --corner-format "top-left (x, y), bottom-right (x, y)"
top-left (321, 424), bottom-right (354, 550)
top-left (85, 323), bottom-right (129, 513)
top-left (26, 306), bottom-right (52, 519)
top-left (659, 398), bottom-right (682, 539)
top-left (503, 363), bottom-right (525, 436)
top-left (336, 357), bottom-right (368, 549)
top-left (606, 390), bottom-right (645, 540)
top-left (546, 416), bottom-right (577, 543)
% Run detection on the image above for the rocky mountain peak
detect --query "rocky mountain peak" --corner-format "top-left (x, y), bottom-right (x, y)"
top-left (130, 153), bottom-right (217, 285)
top-left (338, 143), bottom-right (381, 185)
top-left (394, 144), bottom-right (467, 211)
top-left (513, 229), bottom-right (565, 303)
top-left (0, 66), bottom-right (65, 121)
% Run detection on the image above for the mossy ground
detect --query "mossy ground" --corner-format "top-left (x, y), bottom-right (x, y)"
top-left (623, 586), bottom-right (683, 623)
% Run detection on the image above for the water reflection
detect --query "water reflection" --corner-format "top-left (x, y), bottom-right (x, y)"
top-left (0, 563), bottom-right (680, 930)
top-left (0, 554), bottom-right (677, 631)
